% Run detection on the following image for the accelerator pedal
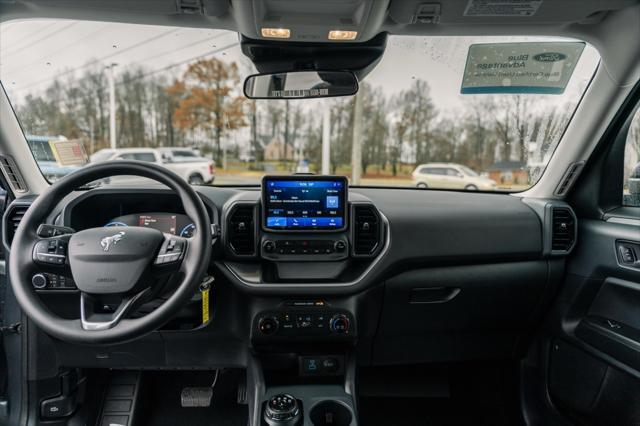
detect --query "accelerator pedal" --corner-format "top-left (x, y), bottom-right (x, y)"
top-left (180, 387), bottom-right (214, 407)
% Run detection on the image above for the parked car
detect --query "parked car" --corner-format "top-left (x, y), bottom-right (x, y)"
top-left (412, 163), bottom-right (496, 190)
top-left (295, 159), bottom-right (310, 173)
top-left (26, 135), bottom-right (83, 181)
top-left (157, 147), bottom-right (208, 163)
top-left (625, 162), bottom-right (640, 206)
top-left (91, 147), bottom-right (215, 184)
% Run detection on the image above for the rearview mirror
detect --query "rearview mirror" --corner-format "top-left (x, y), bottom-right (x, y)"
top-left (243, 70), bottom-right (358, 99)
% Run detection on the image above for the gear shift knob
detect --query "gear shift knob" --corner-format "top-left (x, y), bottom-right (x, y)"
top-left (264, 393), bottom-right (301, 426)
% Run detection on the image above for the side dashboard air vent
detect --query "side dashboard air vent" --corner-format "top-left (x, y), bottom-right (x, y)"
top-left (5, 205), bottom-right (29, 246)
top-left (551, 207), bottom-right (576, 253)
top-left (353, 205), bottom-right (381, 256)
top-left (227, 205), bottom-right (256, 255)
top-left (554, 161), bottom-right (584, 196)
top-left (0, 155), bottom-right (27, 193)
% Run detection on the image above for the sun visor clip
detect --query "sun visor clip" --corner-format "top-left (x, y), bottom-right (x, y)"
top-left (176, 0), bottom-right (203, 15)
top-left (413, 3), bottom-right (441, 24)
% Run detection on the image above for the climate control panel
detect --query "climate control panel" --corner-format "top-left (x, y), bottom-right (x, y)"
top-left (260, 236), bottom-right (349, 261)
top-left (255, 308), bottom-right (353, 340)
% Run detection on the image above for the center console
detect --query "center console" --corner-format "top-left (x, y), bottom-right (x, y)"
top-left (226, 176), bottom-right (373, 425)
top-left (220, 175), bottom-right (386, 289)
top-left (261, 387), bottom-right (356, 426)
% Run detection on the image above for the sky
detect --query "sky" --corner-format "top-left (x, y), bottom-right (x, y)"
top-left (0, 19), bottom-right (601, 117)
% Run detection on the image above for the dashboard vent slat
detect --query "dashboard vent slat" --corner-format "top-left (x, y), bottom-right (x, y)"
top-left (551, 207), bottom-right (576, 252)
top-left (5, 205), bottom-right (29, 246)
top-left (0, 155), bottom-right (28, 193)
top-left (353, 205), bottom-right (381, 256)
top-left (227, 205), bottom-right (256, 256)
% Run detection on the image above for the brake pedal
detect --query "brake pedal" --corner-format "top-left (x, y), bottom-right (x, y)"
top-left (180, 387), bottom-right (213, 407)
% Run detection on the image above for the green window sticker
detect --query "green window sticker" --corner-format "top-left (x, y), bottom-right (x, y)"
top-left (461, 42), bottom-right (586, 94)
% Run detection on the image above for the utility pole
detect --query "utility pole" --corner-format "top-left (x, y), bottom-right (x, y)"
top-left (89, 116), bottom-right (95, 156)
top-left (351, 90), bottom-right (364, 185)
top-left (106, 63), bottom-right (118, 150)
top-left (321, 103), bottom-right (331, 175)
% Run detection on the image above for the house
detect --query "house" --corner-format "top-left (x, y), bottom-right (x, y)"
top-left (263, 138), bottom-right (294, 161)
top-left (487, 160), bottom-right (528, 185)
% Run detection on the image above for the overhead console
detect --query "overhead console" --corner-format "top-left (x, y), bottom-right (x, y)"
top-left (220, 175), bottom-right (387, 291)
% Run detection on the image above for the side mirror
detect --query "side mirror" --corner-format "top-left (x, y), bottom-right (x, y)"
top-left (243, 70), bottom-right (358, 100)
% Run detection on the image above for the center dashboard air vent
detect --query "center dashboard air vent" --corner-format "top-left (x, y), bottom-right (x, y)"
top-left (551, 207), bottom-right (576, 253)
top-left (352, 204), bottom-right (382, 256)
top-left (227, 204), bottom-right (256, 256)
top-left (4, 204), bottom-right (29, 247)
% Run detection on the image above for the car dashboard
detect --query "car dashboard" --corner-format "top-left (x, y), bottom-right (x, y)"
top-left (2, 179), bottom-right (576, 372)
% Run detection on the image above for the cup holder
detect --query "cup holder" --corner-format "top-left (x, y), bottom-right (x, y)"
top-left (309, 400), bottom-right (353, 426)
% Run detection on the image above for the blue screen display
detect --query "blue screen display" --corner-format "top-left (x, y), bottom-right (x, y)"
top-left (263, 179), bottom-right (346, 230)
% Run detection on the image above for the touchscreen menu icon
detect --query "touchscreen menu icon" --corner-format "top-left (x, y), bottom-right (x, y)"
top-left (326, 196), bottom-right (339, 209)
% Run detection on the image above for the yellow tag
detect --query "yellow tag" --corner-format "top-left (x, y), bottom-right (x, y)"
top-left (201, 288), bottom-right (210, 324)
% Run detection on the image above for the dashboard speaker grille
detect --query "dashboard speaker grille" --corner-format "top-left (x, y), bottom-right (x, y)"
top-left (551, 207), bottom-right (576, 252)
top-left (228, 205), bottom-right (255, 255)
top-left (0, 155), bottom-right (27, 193)
top-left (5, 205), bottom-right (29, 246)
top-left (353, 205), bottom-right (380, 256)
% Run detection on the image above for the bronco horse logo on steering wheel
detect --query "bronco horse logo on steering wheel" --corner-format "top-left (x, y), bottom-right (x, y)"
top-left (100, 231), bottom-right (126, 252)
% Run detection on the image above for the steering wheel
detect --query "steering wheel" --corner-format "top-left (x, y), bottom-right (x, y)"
top-left (8, 161), bottom-right (212, 345)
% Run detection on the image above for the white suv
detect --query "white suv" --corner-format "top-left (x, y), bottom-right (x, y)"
top-left (91, 148), bottom-right (215, 184)
top-left (412, 163), bottom-right (496, 190)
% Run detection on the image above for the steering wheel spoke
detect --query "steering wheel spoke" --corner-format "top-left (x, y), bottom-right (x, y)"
top-left (32, 234), bottom-right (73, 271)
top-left (152, 234), bottom-right (188, 274)
top-left (80, 288), bottom-right (151, 331)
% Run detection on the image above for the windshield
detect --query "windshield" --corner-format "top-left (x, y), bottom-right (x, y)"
top-left (0, 20), bottom-right (600, 190)
top-left (90, 149), bottom-right (115, 162)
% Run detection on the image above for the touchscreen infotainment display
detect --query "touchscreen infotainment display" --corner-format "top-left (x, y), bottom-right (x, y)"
top-left (263, 176), bottom-right (347, 231)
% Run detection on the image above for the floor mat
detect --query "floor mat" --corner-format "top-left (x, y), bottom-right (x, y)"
top-left (358, 362), bottom-right (522, 426)
top-left (137, 370), bottom-right (248, 426)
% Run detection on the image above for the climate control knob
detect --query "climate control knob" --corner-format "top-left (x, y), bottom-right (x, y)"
top-left (32, 274), bottom-right (48, 289)
top-left (329, 314), bottom-right (350, 334)
top-left (258, 317), bottom-right (279, 335)
top-left (334, 240), bottom-right (347, 252)
top-left (263, 240), bottom-right (276, 253)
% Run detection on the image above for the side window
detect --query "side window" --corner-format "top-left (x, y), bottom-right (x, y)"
top-left (117, 153), bottom-right (136, 160)
top-left (134, 153), bottom-right (157, 162)
top-left (624, 108), bottom-right (640, 207)
top-left (419, 167), bottom-right (431, 174)
top-left (446, 168), bottom-right (461, 177)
